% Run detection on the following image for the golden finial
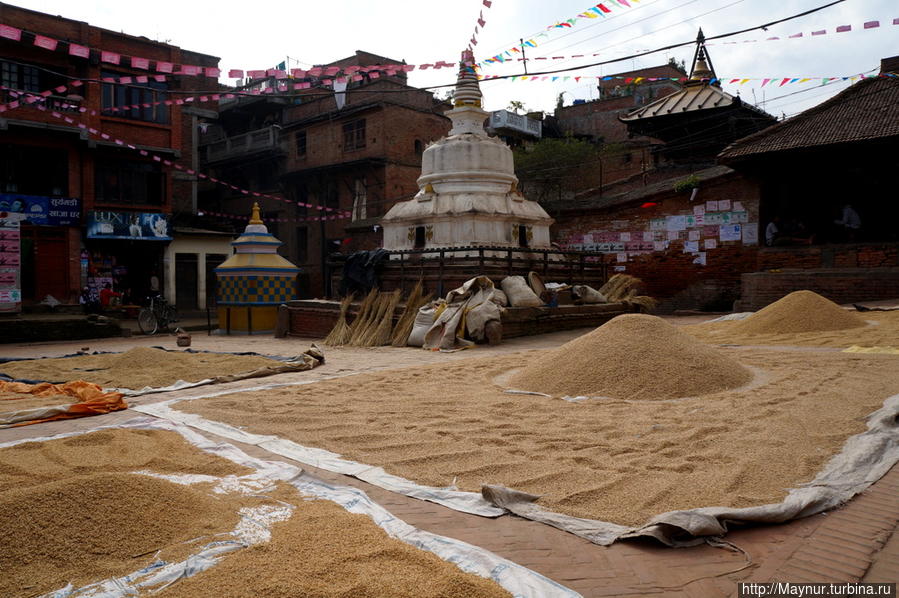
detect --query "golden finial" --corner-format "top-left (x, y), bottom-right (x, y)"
top-left (249, 202), bottom-right (263, 224)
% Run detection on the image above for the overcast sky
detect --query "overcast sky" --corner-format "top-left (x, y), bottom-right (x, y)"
top-left (9, 0), bottom-right (898, 119)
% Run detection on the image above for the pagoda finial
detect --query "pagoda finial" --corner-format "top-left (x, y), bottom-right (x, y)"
top-left (249, 202), bottom-right (263, 225)
top-left (454, 49), bottom-right (483, 108)
top-left (688, 28), bottom-right (718, 86)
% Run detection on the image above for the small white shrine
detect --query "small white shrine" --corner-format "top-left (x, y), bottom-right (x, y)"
top-left (381, 50), bottom-right (553, 251)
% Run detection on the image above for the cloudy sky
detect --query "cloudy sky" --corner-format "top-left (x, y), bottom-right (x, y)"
top-left (10, 0), bottom-right (898, 119)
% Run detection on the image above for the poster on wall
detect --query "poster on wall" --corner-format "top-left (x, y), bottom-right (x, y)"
top-left (719, 224), bottom-right (742, 242)
top-left (0, 212), bottom-right (25, 313)
top-left (742, 223), bottom-right (759, 245)
top-left (87, 211), bottom-right (172, 241)
top-left (0, 194), bottom-right (82, 226)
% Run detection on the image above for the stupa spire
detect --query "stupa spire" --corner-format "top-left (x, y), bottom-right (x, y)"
top-left (454, 49), bottom-right (482, 108)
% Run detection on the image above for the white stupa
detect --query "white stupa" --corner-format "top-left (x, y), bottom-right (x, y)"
top-left (381, 50), bottom-right (553, 252)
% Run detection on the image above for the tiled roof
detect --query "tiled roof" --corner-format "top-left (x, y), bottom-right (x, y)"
top-left (719, 76), bottom-right (899, 160)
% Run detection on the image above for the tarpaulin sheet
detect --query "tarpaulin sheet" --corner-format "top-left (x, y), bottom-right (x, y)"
top-left (483, 393), bottom-right (899, 546)
top-left (0, 380), bottom-right (126, 427)
top-left (133, 397), bottom-right (505, 517)
top-left (1, 417), bottom-right (578, 598)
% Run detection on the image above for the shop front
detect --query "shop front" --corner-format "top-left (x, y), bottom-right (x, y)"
top-left (84, 210), bottom-right (172, 307)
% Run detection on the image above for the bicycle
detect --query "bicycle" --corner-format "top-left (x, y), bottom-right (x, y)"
top-left (138, 295), bottom-right (179, 335)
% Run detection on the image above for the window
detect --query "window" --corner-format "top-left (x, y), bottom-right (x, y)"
top-left (352, 178), bottom-right (367, 221)
top-left (342, 119), bottom-right (366, 151)
top-left (296, 226), bottom-right (308, 264)
top-left (101, 71), bottom-right (168, 124)
top-left (0, 144), bottom-right (67, 195)
top-left (518, 225), bottom-right (529, 248)
top-left (295, 131), bottom-right (307, 158)
top-left (414, 226), bottom-right (426, 249)
top-left (96, 159), bottom-right (165, 206)
top-left (1, 62), bottom-right (40, 92)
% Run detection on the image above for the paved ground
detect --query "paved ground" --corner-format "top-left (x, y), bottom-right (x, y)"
top-left (1, 324), bottom-right (897, 597)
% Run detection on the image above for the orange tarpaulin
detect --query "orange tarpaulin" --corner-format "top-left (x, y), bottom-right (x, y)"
top-left (0, 380), bottom-right (127, 427)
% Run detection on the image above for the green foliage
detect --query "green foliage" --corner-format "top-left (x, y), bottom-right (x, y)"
top-left (507, 100), bottom-right (526, 114)
top-left (513, 137), bottom-right (602, 202)
top-left (672, 174), bottom-right (700, 193)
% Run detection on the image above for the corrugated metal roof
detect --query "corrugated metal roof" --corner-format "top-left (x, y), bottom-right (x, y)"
top-left (719, 76), bottom-right (899, 160)
top-left (620, 83), bottom-right (736, 120)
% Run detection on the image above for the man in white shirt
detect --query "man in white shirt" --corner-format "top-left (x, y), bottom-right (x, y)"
top-left (834, 204), bottom-right (861, 241)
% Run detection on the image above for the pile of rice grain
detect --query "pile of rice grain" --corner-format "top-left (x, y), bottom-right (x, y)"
top-left (0, 472), bottom-right (239, 597)
top-left (732, 290), bottom-right (866, 335)
top-left (508, 313), bottom-right (752, 400)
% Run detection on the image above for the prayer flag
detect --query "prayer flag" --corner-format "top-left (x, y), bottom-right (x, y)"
top-left (597, 4), bottom-right (611, 13)
top-left (132, 56), bottom-right (150, 69)
top-left (761, 78), bottom-right (771, 87)
top-left (205, 67), bottom-right (220, 77)
top-left (157, 62), bottom-right (173, 73)
top-left (69, 43), bottom-right (90, 58)
top-left (0, 24), bottom-right (21, 41)
top-left (483, 0), bottom-right (491, 6)
top-left (836, 25), bottom-right (851, 32)
top-left (229, 69), bottom-right (244, 78)
top-left (863, 21), bottom-right (879, 29)
top-left (101, 51), bottom-right (120, 64)
top-left (34, 35), bottom-right (58, 51)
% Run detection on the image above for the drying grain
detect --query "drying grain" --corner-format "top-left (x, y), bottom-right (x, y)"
top-left (160, 497), bottom-right (510, 598)
top-left (176, 347), bottom-right (899, 527)
top-left (733, 290), bottom-right (866, 335)
top-left (0, 428), bottom-right (249, 493)
top-left (0, 472), bottom-right (240, 597)
top-left (0, 347), bottom-right (283, 389)
top-left (1, 391), bottom-right (73, 412)
top-left (508, 313), bottom-right (752, 399)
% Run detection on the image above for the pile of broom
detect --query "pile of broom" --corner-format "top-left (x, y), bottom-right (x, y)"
top-left (599, 274), bottom-right (657, 312)
top-left (323, 281), bottom-right (432, 347)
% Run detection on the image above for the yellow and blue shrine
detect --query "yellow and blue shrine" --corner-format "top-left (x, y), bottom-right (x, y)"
top-left (215, 203), bottom-right (299, 334)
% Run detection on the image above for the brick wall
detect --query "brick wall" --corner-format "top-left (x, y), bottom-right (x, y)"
top-left (740, 269), bottom-right (899, 311)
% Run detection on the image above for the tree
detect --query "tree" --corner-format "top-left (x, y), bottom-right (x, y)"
top-left (507, 100), bottom-right (526, 114)
top-left (513, 137), bottom-right (602, 203)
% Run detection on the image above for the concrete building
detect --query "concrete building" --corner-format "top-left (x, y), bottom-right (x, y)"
top-left (0, 2), bottom-right (219, 310)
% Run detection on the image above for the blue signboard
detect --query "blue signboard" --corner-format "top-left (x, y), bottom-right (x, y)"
top-left (87, 211), bottom-right (172, 241)
top-left (0, 194), bottom-right (82, 226)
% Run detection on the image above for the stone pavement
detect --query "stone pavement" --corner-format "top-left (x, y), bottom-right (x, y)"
top-left (1, 328), bottom-right (897, 597)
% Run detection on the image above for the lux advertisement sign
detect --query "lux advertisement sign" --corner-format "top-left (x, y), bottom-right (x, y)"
top-left (87, 211), bottom-right (172, 241)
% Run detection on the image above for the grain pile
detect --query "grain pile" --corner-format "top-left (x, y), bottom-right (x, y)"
top-left (161, 498), bottom-right (510, 598)
top-left (176, 348), bottom-right (899, 526)
top-left (1, 389), bottom-right (73, 412)
top-left (0, 473), bottom-right (240, 597)
top-left (0, 427), bottom-right (252, 598)
top-left (0, 347), bottom-right (283, 389)
top-left (508, 314), bottom-right (752, 399)
top-left (732, 290), bottom-right (866, 335)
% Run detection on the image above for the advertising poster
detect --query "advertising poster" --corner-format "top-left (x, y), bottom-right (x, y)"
top-left (0, 194), bottom-right (81, 226)
top-left (87, 211), bottom-right (172, 241)
top-left (0, 212), bottom-right (25, 313)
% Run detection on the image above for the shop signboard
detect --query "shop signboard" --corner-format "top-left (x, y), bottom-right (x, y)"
top-left (0, 194), bottom-right (82, 226)
top-left (87, 211), bottom-right (172, 241)
top-left (0, 212), bottom-right (25, 313)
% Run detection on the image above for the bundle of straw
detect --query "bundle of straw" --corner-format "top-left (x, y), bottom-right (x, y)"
top-left (599, 274), bottom-right (656, 313)
top-left (323, 294), bottom-right (354, 346)
top-left (365, 289), bottom-right (402, 346)
top-left (349, 291), bottom-right (387, 346)
top-left (345, 288), bottom-right (378, 344)
top-left (390, 281), bottom-right (427, 347)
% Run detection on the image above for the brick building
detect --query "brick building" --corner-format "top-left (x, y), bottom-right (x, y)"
top-left (199, 51), bottom-right (450, 297)
top-left (0, 2), bottom-right (219, 308)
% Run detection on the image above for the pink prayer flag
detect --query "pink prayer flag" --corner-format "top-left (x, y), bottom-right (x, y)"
top-left (352, 75), bottom-right (363, 82)
top-left (863, 20), bottom-right (879, 29)
top-left (54, 85), bottom-right (67, 93)
top-left (139, 150), bottom-right (149, 156)
top-left (402, 64), bottom-right (415, 72)
top-left (69, 43), bottom-right (90, 58)
top-left (483, 0), bottom-right (491, 6)
top-left (34, 35), bottom-right (58, 51)
top-left (290, 68), bottom-right (306, 77)
top-left (247, 70), bottom-right (265, 78)
top-left (132, 56), bottom-right (150, 69)
top-left (788, 32), bottom-right (803, 38)
top-left (205, 67), bottom-right (220, 77)
top-left (478, 18), bottom-right (486, 27)
top-left (344, 65), bottom-right (360, 74)
top-left (811, 29), bottom-right (825, 36)
top-left (136, 75), bottom-right (148, 83)
top-left (470, 36), bottom-right (478, 46)
top-left (156, 61), bottom-right (173, 73)
top-left (893, 18), bottom-right (899, 25)
top-left (181, 65), bottom-right (200, 75)
top-left (71, 80), bottom-right (83, 87)
top-left (101, 51), bottom-right (120, 64)
top-left (324, 66), bottom-right (341, 76)
top-left (836, 25), bottom-right (851, 32)
top-left (154, 75), bottom-right (166, 82)
top-left (229, 69), bottom-right (244, 78)
top-left (118, 76), bottom-right (132, 84)
top-left (369, 72), bottom-right (380, 79)
top-left (102, 77), bottom-right (116, 83)
top-left (761, 78), bottom-right (771, 87)
top-left (308, 67), bottom-right (322, 76)
top-left (0, 24), bottom-right (22, 41)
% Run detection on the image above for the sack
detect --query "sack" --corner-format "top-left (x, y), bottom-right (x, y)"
top-left (491, 289), bottom-right (508, 306)
top-left (407, 303), bottom-right (438, 347)
top-left (571, 284), bottom-right (607, 304)
top-left (501, 276), bottom-right (543, 307)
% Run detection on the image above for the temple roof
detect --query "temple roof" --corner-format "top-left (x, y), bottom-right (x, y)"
top-left (719, 74), bottom-right (899, 161)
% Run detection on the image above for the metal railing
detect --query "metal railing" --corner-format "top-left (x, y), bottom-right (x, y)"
top-left (1, 90), bottom-right (82, 113)
top-left (328, 245), bottom-right (608, 298)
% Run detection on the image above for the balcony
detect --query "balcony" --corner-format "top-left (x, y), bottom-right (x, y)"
top-left (203, 125), bottom-right (284, 163)
top-left (489, 110), bottom-right (542, 139)
top-left (1, 89), bottom-right (83, 113)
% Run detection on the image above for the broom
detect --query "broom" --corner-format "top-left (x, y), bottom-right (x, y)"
top-left (323, 293), bottom-right (354, 346)
top-left (390, 281), bottom-right (425, 346)
top-left (348, 291), bottom-right (386, 346)
top-left (366, 289), bottom-right (402, 347)
top-left (345, 288), bottom-right (378, 344)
